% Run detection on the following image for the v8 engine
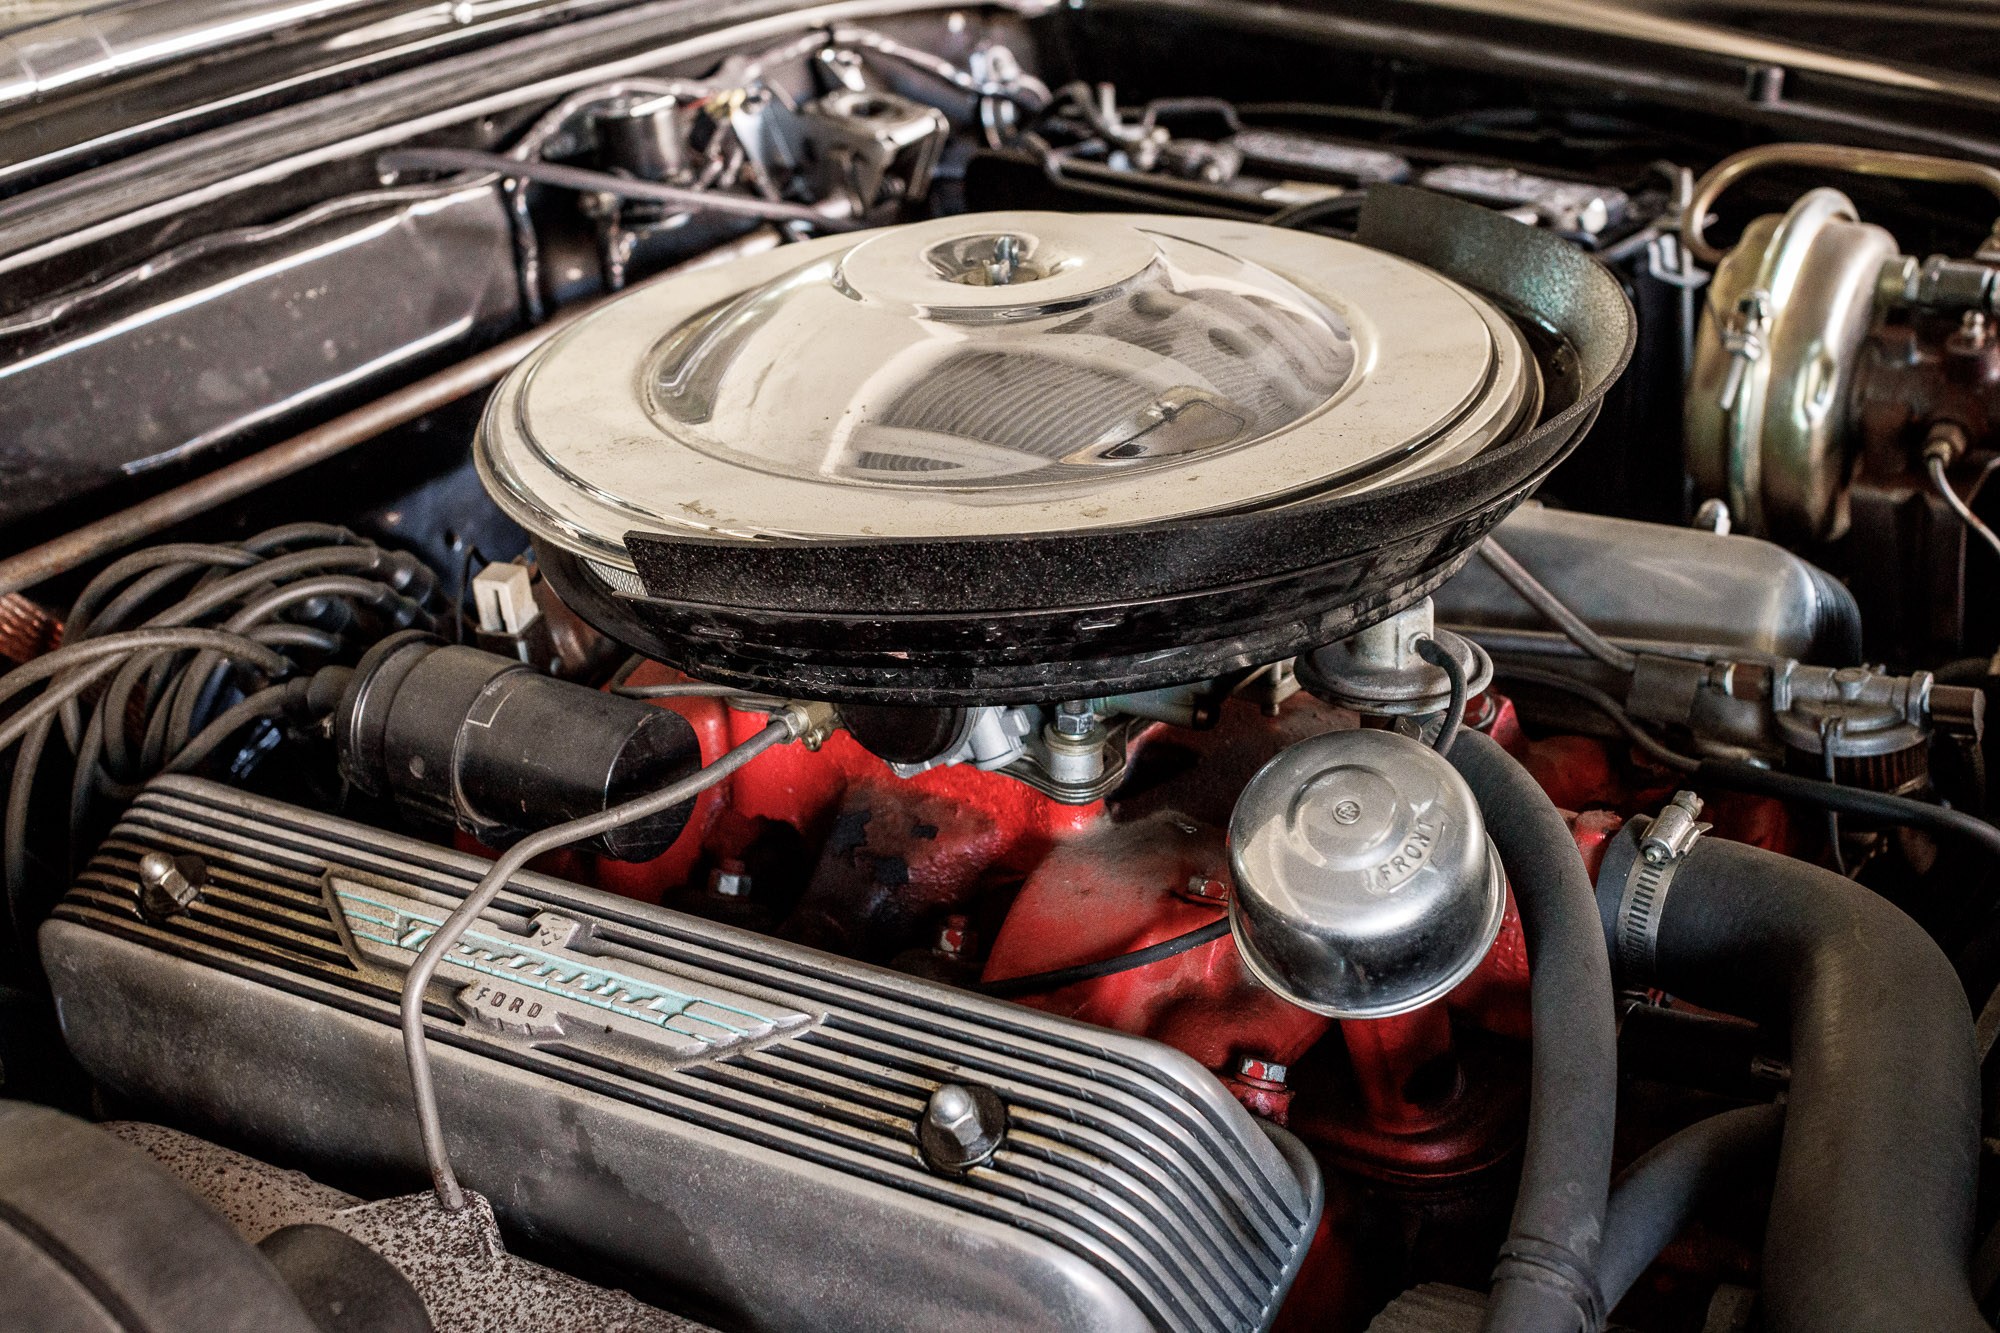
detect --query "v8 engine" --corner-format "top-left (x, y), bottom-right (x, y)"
top-left (5, 6), bottom-right (2000, 1333)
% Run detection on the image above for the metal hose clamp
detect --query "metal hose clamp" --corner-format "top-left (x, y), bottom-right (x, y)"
top-left (1616, 791), bottom-right (1710, 983)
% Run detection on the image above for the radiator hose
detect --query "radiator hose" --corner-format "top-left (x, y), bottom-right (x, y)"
top-left (1599, 824), bottom-right (1988, 1333)
top-left (1596, 1103), bottom-right (1783, 1312)
top-left (1448, 731), bottom-right (1619, 1333)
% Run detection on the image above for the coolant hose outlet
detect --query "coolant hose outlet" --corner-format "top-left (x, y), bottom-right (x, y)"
top-left (1599, 821), bottom-right (1988, 1333)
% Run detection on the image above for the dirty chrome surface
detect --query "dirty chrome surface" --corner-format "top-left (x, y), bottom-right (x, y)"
top-left (44, 777), bottom-right (1320, 1333)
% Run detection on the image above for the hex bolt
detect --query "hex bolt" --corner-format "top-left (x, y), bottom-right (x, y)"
top-left (919, 1082), bottom-right (1006, 1174)
top-left (928, 1085), bottom-right (984, 1148)
top-left (935, 914), bottom-right (969, 958)
top-left (1956, 310), bottom-right (1992, 352)
top-left (1180, 873), bottom-right (1230, 904)
top-left (1236, 1056), bottom-right (1289, 1085)
top-left (137, 851), bottom-right (205, 921)
top-left (710, 859), bottom-right (751, 898)
top-left (1052, 699), bottom-right (1097, 739)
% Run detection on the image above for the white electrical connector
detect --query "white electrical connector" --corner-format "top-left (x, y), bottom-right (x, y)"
top-left (472, 561), bottom-right (541, 636)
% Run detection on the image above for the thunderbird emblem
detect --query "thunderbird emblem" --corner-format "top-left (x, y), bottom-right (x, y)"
top-left (325, 873), bottom-right (814, 1064)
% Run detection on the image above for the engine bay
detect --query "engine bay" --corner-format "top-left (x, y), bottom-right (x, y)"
top-left (5, 4), bottom-right (2000, 1331)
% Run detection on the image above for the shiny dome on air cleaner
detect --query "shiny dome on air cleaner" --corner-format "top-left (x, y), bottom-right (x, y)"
top-left (478, 210), bottom-right (1540, 566)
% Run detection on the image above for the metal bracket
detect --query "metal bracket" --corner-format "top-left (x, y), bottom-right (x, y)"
top-left (1716, 289), bottom-right (1771, 411)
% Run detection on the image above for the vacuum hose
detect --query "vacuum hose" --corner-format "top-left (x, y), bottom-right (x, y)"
top-left (1599, 825), bottom-right (1988, 1333)
top-left (1448, 731), bottom-right (1619, 1332)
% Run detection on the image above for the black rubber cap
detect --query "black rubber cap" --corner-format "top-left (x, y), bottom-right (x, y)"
top-left (0, 1101), bottom-right (324, 1333)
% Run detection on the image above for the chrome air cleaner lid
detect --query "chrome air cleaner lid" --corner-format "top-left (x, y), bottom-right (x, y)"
top-left (479, 211), bottom-right (1536, 563)
top-left (478, 189), bottom-right (1635, 703)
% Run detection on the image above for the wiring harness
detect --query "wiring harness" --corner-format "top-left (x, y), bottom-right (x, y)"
top-left (0, 523), bottom-right (440, 958)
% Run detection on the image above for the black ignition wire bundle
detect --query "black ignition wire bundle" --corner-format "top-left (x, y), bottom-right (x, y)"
top-left (0, 524), bottom-right (440, 957)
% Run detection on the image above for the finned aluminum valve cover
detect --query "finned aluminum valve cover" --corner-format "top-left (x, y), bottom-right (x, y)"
top-left (480, 210), bottom-right (1537, 569)
top-left (43, 778), bottom-right (1321, 1333)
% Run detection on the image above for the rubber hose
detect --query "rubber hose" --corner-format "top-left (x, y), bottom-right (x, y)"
top-left (1596, 1103), bottom-right (1784, 1313)
top-left (1599, 827), bottom-right (1987, 1333)
top-left (1694, 759), bottom-right (2000, 866)
top-left (1448, 730), bottom-right (1619, 1333)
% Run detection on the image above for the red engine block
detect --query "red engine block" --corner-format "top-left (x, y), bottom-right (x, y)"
top-left (560, 664), bottom-right (1790, 1327)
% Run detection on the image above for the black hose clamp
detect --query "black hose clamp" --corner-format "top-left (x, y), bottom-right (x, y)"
top-left (1491, 1236), bottom-right (1607, 1332)
top-left (1615, 792), bottom-right (1710, 983)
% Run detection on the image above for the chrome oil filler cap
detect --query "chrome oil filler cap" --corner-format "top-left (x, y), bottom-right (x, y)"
top-left (1227, 728), bottom-right (1504, 1018)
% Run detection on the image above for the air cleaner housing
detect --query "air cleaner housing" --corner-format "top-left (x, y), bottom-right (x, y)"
top-left (478, 188), bottom-right (1633, 702)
